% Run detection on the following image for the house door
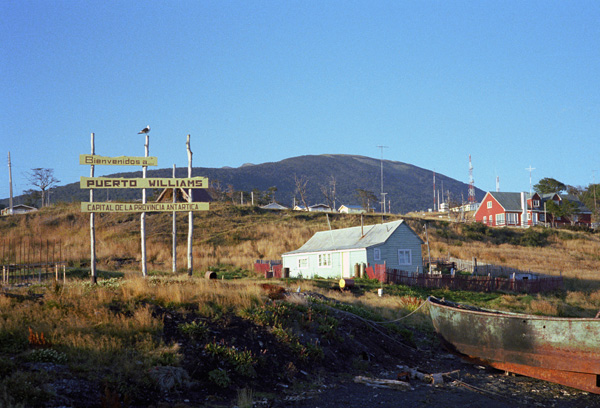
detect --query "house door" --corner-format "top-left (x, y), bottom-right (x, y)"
top-left (342, 252), bottom-right (350, 278)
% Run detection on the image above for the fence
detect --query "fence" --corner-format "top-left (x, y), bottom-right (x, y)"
top-left (1, 239), bottom-right (67, 284)
top-left (254, 260), bottom-right (283, 278)
top-left (432, 256), bottom-right (546, 279)
top-left (366, 265), bottom-right (563, 294)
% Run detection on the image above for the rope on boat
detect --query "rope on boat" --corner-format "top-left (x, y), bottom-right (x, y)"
top-left (374, 299), bottom-right (429, 324)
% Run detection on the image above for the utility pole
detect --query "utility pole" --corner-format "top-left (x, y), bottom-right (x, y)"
top-left (8, 152), bottom-right (13, 215)
top-left (593, 170), bottom-right (598, 218)
top-left (377, 145), bottom-right (388, 213)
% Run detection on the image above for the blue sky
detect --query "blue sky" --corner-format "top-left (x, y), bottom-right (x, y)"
top-left (1, 1), bottom-right (599, 201)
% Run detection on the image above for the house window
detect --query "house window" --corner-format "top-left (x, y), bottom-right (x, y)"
top-left (318, 253), bottom-right (331, 267)
top-left (298, 258), bottom-right (308, 269)
top-left (533, 200), bottom-right (540, 207)
top-left (496, 213), bottom-right (505, 225)
top-left (487, 201), bottom-right (492, 209)
top-left (398, 249), bottom-right (412, 265)
top-left (483, 216), bottom-right (486, 224)
top-left (374, 248), bottom-right (381, 261)
top-left (507, 213), bottom-right (518, 225)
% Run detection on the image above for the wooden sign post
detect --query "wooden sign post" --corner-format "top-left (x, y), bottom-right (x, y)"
top-left (141, 134), bottom-right (149, 277)
top-left (187, 134), bottom-right (194, 276)
top-left (90, 133), bottom-right (96, 284)
top-left (80, 133), bottom-right (208, 280)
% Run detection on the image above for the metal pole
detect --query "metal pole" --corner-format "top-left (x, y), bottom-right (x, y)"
top-left (90, 133), bottom-right (97, 284)
top-left (8, 152), bottom-right (13, 215)
top-left (141, 134), bottom-right (149, 277)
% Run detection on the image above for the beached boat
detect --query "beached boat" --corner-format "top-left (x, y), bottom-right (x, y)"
top-left (427, 296), bottom-right (600, 393)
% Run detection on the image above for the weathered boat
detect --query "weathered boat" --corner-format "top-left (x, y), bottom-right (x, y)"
top-left (427, 296), bottom-right (600, 393)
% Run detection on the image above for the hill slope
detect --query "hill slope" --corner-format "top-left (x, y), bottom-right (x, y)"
top-left (2, 154), bottom-right (483, 213)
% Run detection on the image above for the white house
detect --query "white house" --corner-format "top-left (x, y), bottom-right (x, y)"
top-left (281, 220), bottom-right (423, 279)
top-left (308, 204), bottom-right (332, 212)
top-left (1, 204), bottom-right (38, 216)
top-left (338, 204), bottom-right (366, 214)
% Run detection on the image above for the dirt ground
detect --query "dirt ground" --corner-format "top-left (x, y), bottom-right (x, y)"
top-left (269, 354), bottom-right (600, 408)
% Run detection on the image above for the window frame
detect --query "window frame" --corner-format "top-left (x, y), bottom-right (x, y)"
top-left (373, 248), bottom-right (381, 261)
top-left (298, 257), bottom-right (309, 269)
top-left (398, 249), bottom-right (412, 266)
top-left (318, 253), bottom-right (332, 268)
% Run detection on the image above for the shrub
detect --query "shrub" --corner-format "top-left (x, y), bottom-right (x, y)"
top-left (208, 368), bottom-right (231, 388)
top-left (25, 348), bottom-right (67, 364)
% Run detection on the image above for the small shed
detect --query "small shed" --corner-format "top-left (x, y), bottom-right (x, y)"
top-left (282, 220), bottom-right (423, 279)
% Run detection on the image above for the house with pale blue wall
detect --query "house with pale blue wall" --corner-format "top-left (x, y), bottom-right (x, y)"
top-left (281, 220), bottom-right (423, 279)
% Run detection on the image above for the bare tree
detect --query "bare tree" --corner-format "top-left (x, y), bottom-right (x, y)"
top-left (294, 174), bottom-right (309, 210)
top-left (319, 175), bottom-right (337, 210)
top-left (355, 188), bottom-right (378, 212)
top-left (27, 168), bottom-right (59, 207)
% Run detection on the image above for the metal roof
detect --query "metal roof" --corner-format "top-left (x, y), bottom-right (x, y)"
top-left (283, 220), bottom-right (415, 255)
top-left (488, 192), bottom-right (528, 211)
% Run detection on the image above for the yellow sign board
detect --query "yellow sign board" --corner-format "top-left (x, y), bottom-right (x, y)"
top-left (80, 177), bottom-right (208, 189)
top-left (81, 202), bottom-right (209, 213)
top-left (79, 155), bottom-right (158, 166)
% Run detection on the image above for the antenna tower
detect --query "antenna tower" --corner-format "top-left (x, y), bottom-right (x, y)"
top-left (526, 165), bottom-right (535, 195)
top-left (377, 145), bottom-right (389, 213)
top-left (468, 155), bottom-right (476, 204)
top-left (496, 175), bottom-right (500, 192)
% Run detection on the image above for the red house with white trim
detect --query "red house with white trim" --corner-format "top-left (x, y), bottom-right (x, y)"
top-left (475, 192), bottom-right (592, 227)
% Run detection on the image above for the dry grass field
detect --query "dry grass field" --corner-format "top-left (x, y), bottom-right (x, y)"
top-left (2, 202), bottom-right (598, 280)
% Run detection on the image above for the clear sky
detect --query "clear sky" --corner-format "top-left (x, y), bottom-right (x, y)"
top-left (1, 1), bottom-right (599, 201)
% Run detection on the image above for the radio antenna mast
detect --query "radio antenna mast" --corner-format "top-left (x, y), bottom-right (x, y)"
top-left (376, 145), bottom-right (388, 213)
top-left (468, 155), bottom-right (476, 204)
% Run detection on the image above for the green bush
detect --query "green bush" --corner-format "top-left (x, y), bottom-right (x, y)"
top-left (208, 368), bottom-right (231, 388)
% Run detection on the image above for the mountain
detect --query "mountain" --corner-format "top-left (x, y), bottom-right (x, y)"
top-left (1, 154), bottom-right (484, 213)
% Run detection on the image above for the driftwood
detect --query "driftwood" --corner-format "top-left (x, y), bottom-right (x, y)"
top-left (397, 365), bottom-right (460, 384)
top-left (354, 376), bottom-right (412, 390)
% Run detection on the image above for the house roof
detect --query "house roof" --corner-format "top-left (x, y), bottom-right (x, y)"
top-left (283, 220), bottom-right (421, 255)
top-left (309, 203), bottom-right (331, 209)
top-left (487, 192), bottom-right (529, 211)
top-left (339, 204), bottom-right (363, 210)
top-left (260, 202), bottom-right (288, 210)
top-left (156, 188), bottom-right (212, 203)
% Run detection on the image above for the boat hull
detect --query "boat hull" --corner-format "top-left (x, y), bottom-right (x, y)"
top-left (427, 296), bottom-right (600, 393)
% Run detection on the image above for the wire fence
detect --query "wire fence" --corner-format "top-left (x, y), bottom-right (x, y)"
top-left (1, 239), bottom-right (67, 284)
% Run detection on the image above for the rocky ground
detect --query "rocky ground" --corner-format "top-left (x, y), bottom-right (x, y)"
top-left (7, 288), bottom-right (600, 407)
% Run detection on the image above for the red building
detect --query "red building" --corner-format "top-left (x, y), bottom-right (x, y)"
top-left (474, 192), bottom-right (592, 227)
